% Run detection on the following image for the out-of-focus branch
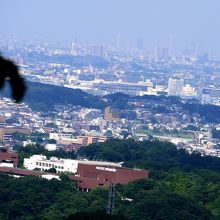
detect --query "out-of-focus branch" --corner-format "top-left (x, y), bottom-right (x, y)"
top-left (0, 55), bottom-right (26, 102)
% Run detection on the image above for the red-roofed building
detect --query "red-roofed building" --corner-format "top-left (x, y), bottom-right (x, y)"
top-left (0, 166), bottom-right (60, 180)
top-left (72, 163), bottom-right (148, 191)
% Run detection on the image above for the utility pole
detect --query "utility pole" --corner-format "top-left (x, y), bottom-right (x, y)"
top-left (106, 182), bottom-right (115, 215)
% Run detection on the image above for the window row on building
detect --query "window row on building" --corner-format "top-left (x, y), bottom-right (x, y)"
top-left (35, 162), bottom-right (64, 170)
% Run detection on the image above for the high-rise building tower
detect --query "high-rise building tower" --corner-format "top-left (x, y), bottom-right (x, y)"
top-left (169, 35), bottom-right (176, 57)
top-left (162, 48), bottom-right (169, 60)
top-left (153, 44), bottom-right (160, 61)
top-left (116, 32), bottom-right (120, 50)
top-left (88, 45), bottom-right (103, 58)
top-left (168, 78), bottom-right (184, 96)
top-left (104, 107), bottom-right (120, 121)
top-left (71, 42), bottom-right (79, 56)
top-left (137, 38), bottom-right (144, 50)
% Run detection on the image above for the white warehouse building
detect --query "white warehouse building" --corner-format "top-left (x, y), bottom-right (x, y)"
top-left (23, 155), bottom-right (122, 174)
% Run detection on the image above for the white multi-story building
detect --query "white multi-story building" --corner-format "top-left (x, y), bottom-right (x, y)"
top-left (167, 78), bottom-right (184, 96)
top-left (49, 133), bottom-right (73, 141)
top-left (202, 88), bottom-right (220, 105)
top-left (181, 84), bottom-right (197, 98)
top-left (45, 144), bottom-right (57, 151)
top-left (23, 155), bottom-right (122, 174)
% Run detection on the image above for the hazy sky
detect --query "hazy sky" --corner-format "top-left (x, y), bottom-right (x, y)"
top-left (1, 0), bottom-right (220, 54)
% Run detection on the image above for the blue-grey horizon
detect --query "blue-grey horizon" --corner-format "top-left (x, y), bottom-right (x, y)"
top-left (0, 0), bottom-right (220, 55)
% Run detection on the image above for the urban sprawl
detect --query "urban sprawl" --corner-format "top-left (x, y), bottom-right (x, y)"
top-left (0, 39), bottom-right (220, 188)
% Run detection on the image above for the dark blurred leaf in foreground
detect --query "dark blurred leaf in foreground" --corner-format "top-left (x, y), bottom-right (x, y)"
top-left (0, 55), bottom-right (26, 102)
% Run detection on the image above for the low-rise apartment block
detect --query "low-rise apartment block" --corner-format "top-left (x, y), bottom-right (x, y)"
top-left (24, 155), bottom-right (122, 174)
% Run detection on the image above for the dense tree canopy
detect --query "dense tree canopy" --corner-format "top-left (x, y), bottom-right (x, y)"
top-left (78, 139), bottom-right (220, 172)
top-left (0, 81), bottom-right (106, 111)
top-left (0, 140), bottom-right (218, 219)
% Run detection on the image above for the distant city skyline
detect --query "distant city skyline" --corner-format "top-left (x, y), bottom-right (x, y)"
top-left (1, 1), bottom-right (220, 55)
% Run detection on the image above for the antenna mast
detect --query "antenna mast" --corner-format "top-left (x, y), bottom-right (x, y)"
top-left (106, 183), bottom-right (115, 215)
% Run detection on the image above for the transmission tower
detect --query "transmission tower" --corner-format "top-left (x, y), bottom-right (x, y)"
top-left (106, 183), bottom-right (115, 215)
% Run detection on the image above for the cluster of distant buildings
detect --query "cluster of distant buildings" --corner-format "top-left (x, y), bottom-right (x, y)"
top-left (2, 39), bottom-right (219, 108)
top-left (50, 133), bottom-right (106, 145)
top-left (1, 39), bottom-right (220, 187)
top-left (0, 94), bottom-right (219, 159)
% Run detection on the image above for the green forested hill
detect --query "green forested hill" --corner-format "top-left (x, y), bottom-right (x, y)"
top-left (1, 81), bottom-right (106, 111)
top-left (0, 139), bottom-right (220, 220)
top-left (78, 139), bottom-right (220, 172)
top-left (24, 81), bottom-right (106, 111)
top-left (104, 92), bottom-right (220, 123)
top-left (2, 81), bottom-right (220, 123)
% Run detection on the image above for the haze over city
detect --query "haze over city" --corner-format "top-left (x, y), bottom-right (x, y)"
top-left (1, 0), bottom-right (220, 55)
top-left (0, 1), bottom-right (220, 219)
